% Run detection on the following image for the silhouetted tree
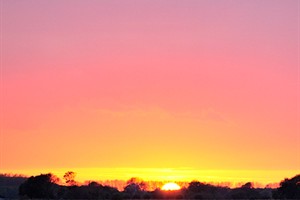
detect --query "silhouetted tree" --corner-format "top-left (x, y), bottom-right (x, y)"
top-left (187, 181), bottom-right (203, 193)
top-left (62, 184), bottom-right (120, 200)
top-left (273, 174), bottom-right (300, 199)
top-left (241, 182), bottom-right (253, 189)
top-left (228, 183), bottom-right (270, 199)
top-left (63, 171), bottom-right (77, 186)
top-left (123, 177), bottom-right (150, 199)
top-left (186, 181), bottom-right (230, 199)
top-left (88, 181), bottom-right (102, 187)
top-left (19, 173), bottom-right (59, 198)
top-left (124, 183), bottom-right (141, 198)
top-left (126, 177), bottom-right (147, 191)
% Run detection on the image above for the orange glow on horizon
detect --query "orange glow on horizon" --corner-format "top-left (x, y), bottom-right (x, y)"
top-left (1, 168), bottom-right (298, 189)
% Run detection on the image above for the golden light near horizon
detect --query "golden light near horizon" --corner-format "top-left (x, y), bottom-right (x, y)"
top-left (161, 182), bottom-right (181, 191)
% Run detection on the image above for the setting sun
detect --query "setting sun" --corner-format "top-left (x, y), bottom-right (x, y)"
top-left (161, 182), bottom-right (181, 191)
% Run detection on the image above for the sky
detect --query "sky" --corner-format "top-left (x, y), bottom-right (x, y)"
top-left (0, 0), bottom-right (299, 185)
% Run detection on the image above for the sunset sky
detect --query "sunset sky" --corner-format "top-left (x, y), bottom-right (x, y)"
top-left (1, 0), bottom-right (299, 185)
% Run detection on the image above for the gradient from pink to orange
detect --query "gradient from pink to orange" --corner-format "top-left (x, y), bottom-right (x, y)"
top-left (1, 0), bottom-right (299, 185)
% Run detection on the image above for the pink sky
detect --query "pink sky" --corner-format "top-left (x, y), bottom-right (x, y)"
top-left (1, 0), bottom-right (299, 183)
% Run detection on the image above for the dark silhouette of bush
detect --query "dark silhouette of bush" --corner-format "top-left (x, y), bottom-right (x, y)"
top-left (19, 173), bottom-right (60, 199)
top-left (193, 194), bottom-right (203, 199)
top-left (142, 192), bottom-right (151, 199)
top-left (124, 183), bottom-right (141, 193)
top-left (123, 182), bottom-right (143, 199)
top-left (126, 177), bottom-right (147, 191)
top-left (227, 182), bottom-right (273, 199)
top-left (111, 192), bottom-right (123, 200)
top-left (122, 178), bottom-right (152, 199)
top-left (149, 188), bottom-right (184, 199)
top-left (151, 188), bottom-right (164, 199)
top-left (61, 184), bottom-right (120, 199)
top-left (241, 182), bottom-right (253, 188)
top-left (229, 188), bottom-right (259, 199)
top-left (0, 174), bottom-right (27, 198)
top-left (187, 181), bottom-right (204, 193)
top-left (88, 181), bottom-right (101, 187)
top-left (273, 174), bottom-right (300, 199)
top-left (100, 185), bottom-right (120, 199)
top-left (186, 181), bottom-right (230, 199)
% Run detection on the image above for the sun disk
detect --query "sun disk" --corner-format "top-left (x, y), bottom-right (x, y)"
top-left (161, 182), bottom-right (181, 191)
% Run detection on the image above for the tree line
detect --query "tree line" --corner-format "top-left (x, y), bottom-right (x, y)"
top-left (1, 172), bottom-right (300, 199)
